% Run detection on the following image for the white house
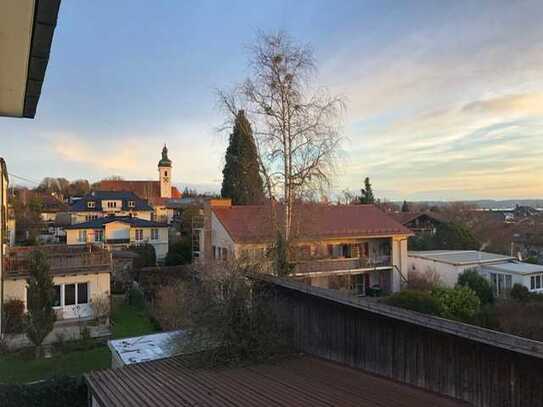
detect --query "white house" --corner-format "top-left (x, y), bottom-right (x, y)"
top-left (65, 216), bottom-right (169, 260)
top-left (408, 250), bottom-right (543, 296)
top-left (93, 146), bottom-right (182, 224)
top-left (68, 191), bottom-right (154, 224)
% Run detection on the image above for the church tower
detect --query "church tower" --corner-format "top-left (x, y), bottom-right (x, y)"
top-left (158, 144), bottom-right (172, 198)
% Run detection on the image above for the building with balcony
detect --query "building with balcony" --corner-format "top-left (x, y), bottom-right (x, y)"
top-left (2, 245), bottom-right (112, 348)
top-left (202, 199), bottom-right (413, 295)
top-left (64, 216), bottom-right (169, 260)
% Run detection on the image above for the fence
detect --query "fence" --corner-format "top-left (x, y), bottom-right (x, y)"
top-left (260, 276), bottom-right (543, 407)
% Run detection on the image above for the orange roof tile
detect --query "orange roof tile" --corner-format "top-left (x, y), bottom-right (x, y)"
top-left (213, 203), bottom-right (413, 243)
top-left (95, 180), bottom-right (181, 204)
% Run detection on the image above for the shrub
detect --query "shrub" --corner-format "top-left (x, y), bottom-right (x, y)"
top-left (431, 286), bottom-right (480, 322)
top-left (494, 302), bottom-right (543, 341)
top-left (456, 268), bottom-right (494, 305)
top-left (188, 263), bottom-right (293, 366)
top-left (129, 243), bottom-right (157, 268)
top-left (474, 304), bottom-right (499, 329)
top-left (510, 284), bottom-right (530, 302)
top-left (164, 238), bottom-right (192, 266)
top-left (127, 286), bottom-right (145, 310)
top-left (3, 299), bottom-right (25, 334)
top-left (383, 290), bottom-right (443, 316)
top-left (151, 281), bottom-right (192, 330)
top-left (0, 376), bottom-right (87, 407)
top-left (407, 268), bottom-right (441, 291)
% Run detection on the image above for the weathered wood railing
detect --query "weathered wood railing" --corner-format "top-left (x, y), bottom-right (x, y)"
top-left (292, 255), bottom-right (391, 274)
top-left (257, 275), bottom-right (543, 407)
top-left (5, 247), bottom-right (111, 277)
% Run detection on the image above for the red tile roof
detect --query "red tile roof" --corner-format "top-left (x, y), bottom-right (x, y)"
top-left (213, 203), bottom-right (413, 243)
top-left (95, 180), bottom-right (181, 205)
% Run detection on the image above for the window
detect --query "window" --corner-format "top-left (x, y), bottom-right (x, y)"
top-left (222, 248), bottom-right (228, 261)
top-left (531, 276), bottom-right (536, 290)
top-left (94, 229), bottom-right (103, 242)
top-left (53, 285), bottom-right (61, 307)
top-left (85, 215), bottom-right (98, 222)
top-left (135, 229), bottom-right (144, 241)
top-left (212, 246), bottom-right (217, 259)
top-left (505, 275), bottom-right (512, 291)
top-left (78, 230), bottom-right (87, 243)
top-left (64, 284), bottom-right (76, 306)
top-left (537, 275), bottom-right (542, 290)
top-left (151, 228), bottom-right (159, 240)
top-left (107, 201), bottom-right (117, 208)
top-left (87, 201), bottom-right (95, 209)
top-left (164, 170), bottom-right (168, 176)
top-left (77, 283), bottom-right (89, 304)
top-left (128, 201), bottom-right (135, 208)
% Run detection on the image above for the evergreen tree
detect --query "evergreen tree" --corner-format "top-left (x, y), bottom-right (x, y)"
top-left (25, 250), bottom-right (56, 358)
top-left (401, 200), bottom-right (410, 212)
top-left (221, 110), bottom-right (264, 205)
top-left (359, 177), bottom-right (375, 204)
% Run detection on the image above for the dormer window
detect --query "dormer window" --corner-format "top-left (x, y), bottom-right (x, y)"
top-left (87, 201), bottom-right (96, 209)
top-left (107, 201), bottom-right (117, 208)
top-left (128, 201), bottom-right (135, 208)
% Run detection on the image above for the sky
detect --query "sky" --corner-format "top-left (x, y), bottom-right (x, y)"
top-left (1, 0), bottom-right (543, 201)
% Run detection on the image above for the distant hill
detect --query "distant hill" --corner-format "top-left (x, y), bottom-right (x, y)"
top-left (395, 199), bottom-right (543, 210)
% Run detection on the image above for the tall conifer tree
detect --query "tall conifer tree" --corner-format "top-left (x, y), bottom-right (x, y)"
top-left (359, 177), bottom-right (375, 204)
top-left (221, 110), bottom-right (264, 205)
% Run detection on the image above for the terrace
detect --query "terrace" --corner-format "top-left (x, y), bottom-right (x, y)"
top-left (4, 245), bottom-right (112, 279)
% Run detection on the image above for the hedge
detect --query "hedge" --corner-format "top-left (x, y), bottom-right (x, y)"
top-left (0, 376), bottom-right (87, 407)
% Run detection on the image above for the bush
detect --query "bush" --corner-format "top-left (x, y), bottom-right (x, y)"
top-left (407, 268), bottom-right (441, 291)
top-left (431, 286), bottom-right (480, 322)
top-left (494, 302), bottom-right (543, 341)
top-left (474, 304), bottom-right (499, 329)
top-left (383, 290), bottom-right (443, 316)
top-left (129, 243), bottom-right (156, 268)
top-left (510, 284), bottom-right (531, 302)
top-left (3, 299), bottom-right (25, 334)
top-left (456, 269), bottom-right (494, 305)
top-left (164, 238), bottom-right (192, 266)
top-left (127, 286), bottom-right (145, 310)
top-left (0, 376), bottom-right (87, 407)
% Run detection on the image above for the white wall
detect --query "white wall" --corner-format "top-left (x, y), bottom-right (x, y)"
top-left (211, 213), bottom-right (235, 259)
top-left (105, 222), bottom-right (130, 241)
top-left (407, 256), bottom-right (468, 288)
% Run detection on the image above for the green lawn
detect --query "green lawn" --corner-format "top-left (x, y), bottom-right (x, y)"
top-left (111, 303), bottom-right (159, 339)
top-left (0, 301), bottom-right (159, 384)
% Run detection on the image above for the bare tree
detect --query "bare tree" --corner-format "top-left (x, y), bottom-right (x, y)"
top-left (219, 32), bottom-right (344, 243)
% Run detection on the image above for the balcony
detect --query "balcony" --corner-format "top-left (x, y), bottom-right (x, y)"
top-left (292, 255), bottom-right (391, 275)
top-left (5, 245), bottom-right (112, 279)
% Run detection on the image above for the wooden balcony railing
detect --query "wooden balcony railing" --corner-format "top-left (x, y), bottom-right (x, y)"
top-left (292, 256), bottom-right (391, 275)
top-left (5, 249), bottom-right (112, 278)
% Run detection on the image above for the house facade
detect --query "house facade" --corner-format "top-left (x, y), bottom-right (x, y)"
top-left (201, 199), bottom-right (412, 295)
top-left (94, 145), bottom-right (182, 224)
top-left (65, 216), bottom-right (169, 260)
top-left (0, 159), bottom-right (8, 335)
top-left (68, 191), bottom-right (154, 224)
top-left (391, 212), bottom-right (445, 236)
top-left (3, 245), bottom-right (111, 321)
top-left (407, 250), bottom-right (543, 296)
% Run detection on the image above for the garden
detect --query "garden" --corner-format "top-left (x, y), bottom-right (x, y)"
top-left (383, 268), bottom-right (543, 342)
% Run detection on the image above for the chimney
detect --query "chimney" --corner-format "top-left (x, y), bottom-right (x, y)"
top-left (209, 198), bottom-right (232, 208)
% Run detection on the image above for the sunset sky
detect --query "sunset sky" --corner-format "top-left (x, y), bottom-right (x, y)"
top-left (1, 0), bottom-right (542, 200)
